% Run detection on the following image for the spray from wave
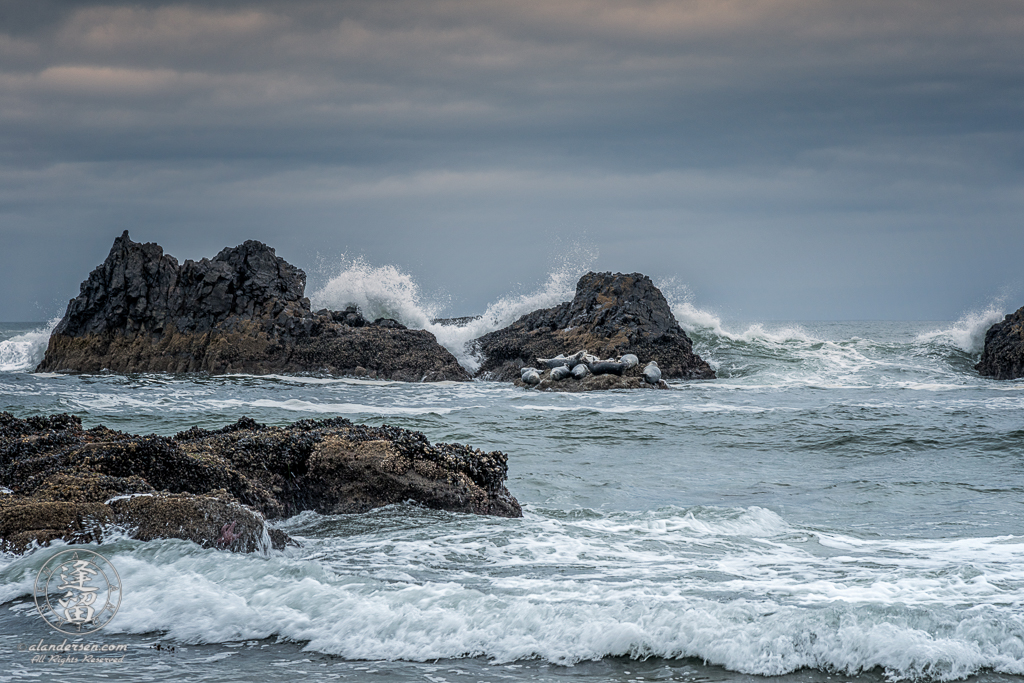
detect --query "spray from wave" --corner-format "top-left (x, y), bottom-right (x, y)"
top-left (656, 277), bottom-right (816, 346)
top-left (915, 300), bottom-right (1006, 355)
top-left (309, 246), bottom-right (597, 371)
top-left (0, 318), bottom-right (60, 373)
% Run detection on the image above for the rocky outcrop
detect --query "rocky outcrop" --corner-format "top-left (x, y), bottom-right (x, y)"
top-left (976, 307), bottom-right (1024, 379)
top-left (0, 412), bottom-right (521, 553)
top-left (473, 272), bottom-right (714, 383)
top-left (37, 232), bottom-right (470, 381)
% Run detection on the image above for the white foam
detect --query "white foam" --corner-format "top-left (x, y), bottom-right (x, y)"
top-left (3, 509), bottom-right (1023, 681)
top-left (0, 318), bottom-right (59, 373)
top-left (916, 300), bottom-right (1007, 354)
top-left (309, 250), bottom-right (596, 371)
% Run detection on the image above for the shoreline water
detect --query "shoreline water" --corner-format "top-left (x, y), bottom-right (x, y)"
top-left (3, 314), bottom-right (1023, 682)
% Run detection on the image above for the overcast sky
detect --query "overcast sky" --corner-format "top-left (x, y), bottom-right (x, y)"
top-left (1, 0), bottom-right (1022, 321)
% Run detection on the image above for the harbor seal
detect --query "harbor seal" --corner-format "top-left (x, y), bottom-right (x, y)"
top-left (643, 360), bottom-right (661, 385)
top-left (587, 361), bottom-right (626, 376)
top-left (521, 369), bottom-right (541, 385)
top-left (538, 350), bottom-right (588, 369)
top-left (520, 367), bottom-right (540, 379)
top-left (619, 354), bottom-right (638, 370)
top-left (550, 366), bottom-right (573, 381)
top-left (571, 363), bottom-right (589, 380)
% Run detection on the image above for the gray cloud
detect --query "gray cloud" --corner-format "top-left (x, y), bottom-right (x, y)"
top-left (1, 0), bottom-right (1022, 321)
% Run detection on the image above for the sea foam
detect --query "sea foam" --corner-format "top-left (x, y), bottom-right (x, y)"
top-left (916, 301), bottom-right (1007, 354)
top-left (309, 249), bottom-right (596, 371)
top-left (0, 318), bottom-right (59, 373)
top-left (3, 507), bottom-right (1021, 681)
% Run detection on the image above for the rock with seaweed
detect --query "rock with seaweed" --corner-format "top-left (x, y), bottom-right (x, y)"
top-left (37, 231), bottom-right (469, 381)
top-left (0, 412), bottom-right (521, 554)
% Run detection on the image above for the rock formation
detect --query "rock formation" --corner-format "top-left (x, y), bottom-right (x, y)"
top-left (0, 412), bottom-right (521, 553)
top-left (473, 272), bottom-right (714, 383)
top-left (37, 232), bottom-right (470, 381)
top-left (976, 306), bottom-right (1024, 379)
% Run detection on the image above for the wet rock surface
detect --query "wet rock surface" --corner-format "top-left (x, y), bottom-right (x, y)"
top-left (976, 306), bottom-right (1024, 379)
top-left (473, 272), bottom-right (714, 384)
top-left (0, 412), bottom-right (521, 553)
top-left (37, 232), bottom-right (469, 381)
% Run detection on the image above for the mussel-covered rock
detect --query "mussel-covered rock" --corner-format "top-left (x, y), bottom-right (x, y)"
top-left (0, 412), bottom-right (522, 554)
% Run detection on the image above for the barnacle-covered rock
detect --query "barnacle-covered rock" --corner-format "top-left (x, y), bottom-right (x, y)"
top-left (0, 411), bottom-right (521, 554)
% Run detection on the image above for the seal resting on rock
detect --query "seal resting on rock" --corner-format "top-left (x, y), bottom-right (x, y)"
top-left (538, 350), bottom-right (589, 369)
top-left (587, 360), bottom-right (627, 376)
top-left (521, 368), bottom-right (541, 385)
top-left (619, 354), bottom-right (639, 369)
top-left (643, 360), bottom-right (662, 385)
top-left (550, 366), bottom-right (573, 381)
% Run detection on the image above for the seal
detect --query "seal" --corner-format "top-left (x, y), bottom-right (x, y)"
top-left (572, 363), bottom-right (589, 379)
top-left (587, 361), bottom-right (626, 376)
top-left (521, 369), bottom-right (541, 385)
top-left (643, 360), bottom-right (661, 385)
top-left (551, 366), bottom-right (573, 381)
top-left (538, 350), bottom-right (588, 369)
top-left (520, 366), bottom-right (540, 379)
top-left (619, 354), bottom-right (639, 369)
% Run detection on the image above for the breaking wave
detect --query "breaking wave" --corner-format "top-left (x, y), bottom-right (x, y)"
top-left (3, 506), bottom-right (1022, 681)
top-left (310, 248), bottom-right (597, 371)
top-left (0, 318), bottom-right (59, 373)
top-left (915, 301), bottom-right (1007, 355)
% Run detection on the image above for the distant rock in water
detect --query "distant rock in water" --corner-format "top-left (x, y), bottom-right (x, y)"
top-left (976, 306), bottom-right (1024, 379)
top-left (472, 272), bottom-right (714, 382)
top-left (37, 232), bottom-right (469, 381)
top-left (0, 412), bottom-right (521, 553)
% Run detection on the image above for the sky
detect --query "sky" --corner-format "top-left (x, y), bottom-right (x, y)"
top-left (1, 0), bottom-right (1022, 321)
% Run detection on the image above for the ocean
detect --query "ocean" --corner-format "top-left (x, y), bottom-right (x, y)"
top-left (0, 267), bottom-right (1022, 683)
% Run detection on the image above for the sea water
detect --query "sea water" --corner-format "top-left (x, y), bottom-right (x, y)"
top-left (0, 266), bottom-right (1022, 683)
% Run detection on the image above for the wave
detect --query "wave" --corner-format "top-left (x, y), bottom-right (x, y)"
top-left (0, 318), bottom-right (59, 373)
top-left (915, 301), bottom-right (1006, 355)
top-left (3, 507), bottom-right (1022, 681)
top-left (310, 249), bottom-right (596, 371)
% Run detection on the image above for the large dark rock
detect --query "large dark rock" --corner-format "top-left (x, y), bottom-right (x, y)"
top-left (976, 307), bottom-right (1024, 379)
top-left (37, 232), bottom-right (469, 381)
top-left (0, 412), bottom-right (521, 553)
top-left (473, 272), bottom-right (715, 382)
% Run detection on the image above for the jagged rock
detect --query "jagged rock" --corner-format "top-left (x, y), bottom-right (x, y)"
top-left (976, 307), bottom-right (1024, 379)
top-left (0, 411), bottom-right (521, 553)
top-left (473, 272), bottom-right (714, 382)
top-left (37, 232), bottom-right (469, 381)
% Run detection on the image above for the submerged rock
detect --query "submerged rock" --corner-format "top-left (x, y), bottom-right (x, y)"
top-left (473, 272), bottom-right (714, 383)
top-left (0, 412), bottom-right (522, 553)
top-left (37, 232), bottom-right (469, 381)
top-left (976, 306), bottom-right (1024, 379)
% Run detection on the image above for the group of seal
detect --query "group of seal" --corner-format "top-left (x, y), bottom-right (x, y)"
top-left (520, 350), bottom-right (662, 387)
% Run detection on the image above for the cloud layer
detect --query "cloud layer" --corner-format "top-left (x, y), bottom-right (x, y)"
top-left (1, 0), bottom-right (1022, 320)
